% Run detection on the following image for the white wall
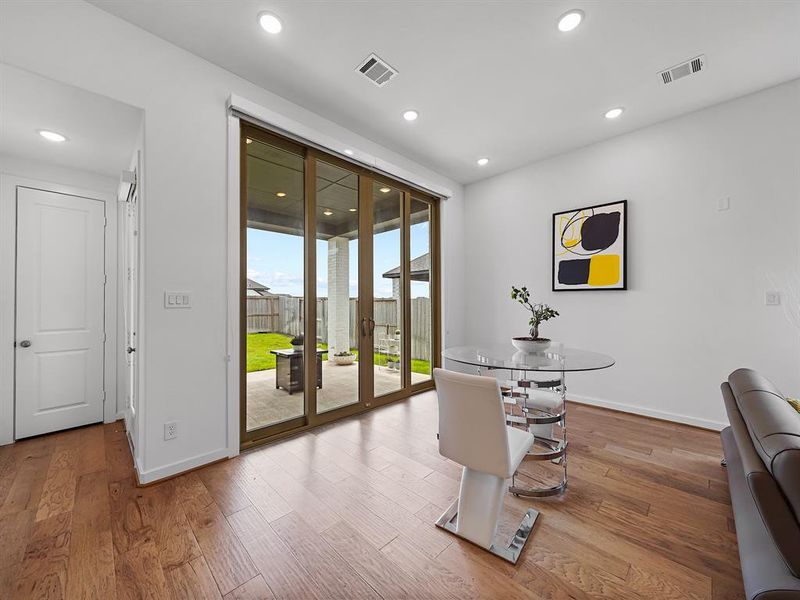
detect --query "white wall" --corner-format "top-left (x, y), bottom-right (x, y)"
top-left (0, 1), bottom-right (465, 481)
top-left (0, 154), bottom-right (117, 194)
top-left (460, 79), bottom-right (800, 429)
top-left (0, 154), bottom-right (120, 444)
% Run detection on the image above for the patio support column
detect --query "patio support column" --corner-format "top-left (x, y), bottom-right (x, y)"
top-left (327, 236), bottom-right (350, 356)
top-left (392, 278), bottom-right (401, 335)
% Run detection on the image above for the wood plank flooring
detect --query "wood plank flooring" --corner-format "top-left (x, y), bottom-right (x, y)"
top-left (0, 392), bottom-right (744, 599)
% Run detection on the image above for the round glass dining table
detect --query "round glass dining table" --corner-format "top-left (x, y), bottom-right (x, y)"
top-left (442, 343), bottom-right (615, 497)
top-left (443, 344), bottom-right (615, 373)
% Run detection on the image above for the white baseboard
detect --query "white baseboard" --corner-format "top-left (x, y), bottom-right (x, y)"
top-left (134, 447), bottom-right (230, 484)
top-left (568, 393), bottom-right (728, 431)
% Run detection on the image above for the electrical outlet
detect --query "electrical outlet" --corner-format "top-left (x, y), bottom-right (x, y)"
top-left (164, 421), bottom-right (178, 440)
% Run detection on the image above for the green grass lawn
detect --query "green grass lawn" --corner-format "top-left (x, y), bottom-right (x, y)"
top-left (373, 353), bottom-right (431, 375)
top-left (246, 332), bottom-right (430, 375)
top-left (246, 333), bottom-right (326, 372)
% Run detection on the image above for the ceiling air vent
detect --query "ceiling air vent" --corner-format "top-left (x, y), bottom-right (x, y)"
top-left (659, 55), bottom-right (706, 85)
top-left (356, 53), bottom-right (398, 87)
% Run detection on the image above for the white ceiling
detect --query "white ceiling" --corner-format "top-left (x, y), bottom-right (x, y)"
top-left (0, 63), bottom-right (143, 178)
top-left (89, 0), bottom-right (800, 184)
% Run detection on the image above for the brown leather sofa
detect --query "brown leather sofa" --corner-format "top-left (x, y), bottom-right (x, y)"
top-left (721, 368), bottom-right (800, 600)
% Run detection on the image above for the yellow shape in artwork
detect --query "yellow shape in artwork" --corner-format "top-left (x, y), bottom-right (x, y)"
top-left (588, 254), bottom-right (620, 287)
top-left (557, 213), bottom-right (588, 256)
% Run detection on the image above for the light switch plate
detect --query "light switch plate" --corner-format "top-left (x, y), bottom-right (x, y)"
top-left (164, 291), bottom-right (191, 308)
top-left (717, 197), bottom-right (730, 211)
top-left (765, 291), bottom-right (781, 306)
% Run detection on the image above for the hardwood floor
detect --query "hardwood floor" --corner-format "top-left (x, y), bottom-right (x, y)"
top-left (0, 392), bottom-right (744, 599)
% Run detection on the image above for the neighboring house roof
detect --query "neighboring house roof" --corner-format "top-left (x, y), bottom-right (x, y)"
top-left (382, 253), bottom-right (430, 281)
top-left (246, 278), bottom-right (273, 296)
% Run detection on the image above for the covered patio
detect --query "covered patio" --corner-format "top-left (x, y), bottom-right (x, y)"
top-left (246, 361), bottom-right (429, 431)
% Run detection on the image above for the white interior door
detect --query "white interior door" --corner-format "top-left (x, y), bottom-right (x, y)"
top-left (15, 187), bottom-right (106, 439)
top-left (122, 184), bottom-right (139, 435)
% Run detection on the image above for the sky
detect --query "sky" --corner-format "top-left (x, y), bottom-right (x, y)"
top-left (247, 220), bottom-right (430, 299)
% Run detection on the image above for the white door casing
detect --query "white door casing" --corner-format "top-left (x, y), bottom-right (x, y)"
top-left (15, 187), bottom-right (106, 438)
top-left (123, 184), bottom-right (139, 439)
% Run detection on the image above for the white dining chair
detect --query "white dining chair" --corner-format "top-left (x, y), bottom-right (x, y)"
top-left (432, 368), bottom-right (539, 564)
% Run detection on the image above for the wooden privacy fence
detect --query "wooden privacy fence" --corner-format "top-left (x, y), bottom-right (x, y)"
top-left (246, 295), bottom-right (432, 361)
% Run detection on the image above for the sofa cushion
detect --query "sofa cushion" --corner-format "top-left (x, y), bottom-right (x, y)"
top-left (728, 369), bottom-right (800, 523)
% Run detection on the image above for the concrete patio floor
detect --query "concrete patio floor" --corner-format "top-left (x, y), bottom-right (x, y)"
top-left (246, 361), bottom-right (429, 431)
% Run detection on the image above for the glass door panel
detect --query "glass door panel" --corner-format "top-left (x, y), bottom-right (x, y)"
top-left (372, 181), bottom-right (403, 397)
top-left (315, 160), bottom-right (360, 414)
top-left (244, 135), bottom-right (307, 432)
top-left (409, 196), bottom-right (433, 383)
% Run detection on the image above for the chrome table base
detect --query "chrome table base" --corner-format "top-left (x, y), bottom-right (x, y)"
top-left (435, 499), bottom-right (539, 564)
top-left (484, 366), bottom-right (569, 498)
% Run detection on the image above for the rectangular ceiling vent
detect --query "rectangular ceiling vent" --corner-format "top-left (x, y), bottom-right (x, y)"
top-left (356, 53), bottom-right (398, 87)
top-left (660, 55), bottom-right (706, 85)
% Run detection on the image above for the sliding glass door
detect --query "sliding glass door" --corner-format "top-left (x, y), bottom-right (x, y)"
top-left (409, 195), bottom-right (435, 386)
top-left (371, 180), bottom-right (404, 398)
top-left (314, 158), bottom-right (361, 414)
top-left (242, 134), bottom-right (308, 436)
top-left (241, 125), bottom-right (440, 448)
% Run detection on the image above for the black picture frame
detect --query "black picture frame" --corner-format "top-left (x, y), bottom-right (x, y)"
top-left (552, 199), bottom-right (627, 292)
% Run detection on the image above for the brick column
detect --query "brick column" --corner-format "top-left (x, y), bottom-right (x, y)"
top-left (392, 278), bottom-right (402, 335)
top-left (327, 237), bottom-right (350, 356)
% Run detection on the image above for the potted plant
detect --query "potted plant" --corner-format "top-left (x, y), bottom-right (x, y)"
top-left (332, 350), bottom-right (356, 366)
top-left (290, 335), bottom-right (303, 351)
top-left (510, 285), bottom-right (559, 352)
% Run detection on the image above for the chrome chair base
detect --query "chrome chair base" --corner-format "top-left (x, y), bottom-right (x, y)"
top-left (510, 480), bottom-right (567, 497)
top-left (435, 500), bottom-right (539, 564)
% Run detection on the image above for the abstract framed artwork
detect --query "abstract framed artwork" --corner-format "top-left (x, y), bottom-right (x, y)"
top-left (552, 200), bottom-right (627, 291)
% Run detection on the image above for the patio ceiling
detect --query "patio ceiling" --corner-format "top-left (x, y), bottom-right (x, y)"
top-left (246, 138), bottom-right (427, 239)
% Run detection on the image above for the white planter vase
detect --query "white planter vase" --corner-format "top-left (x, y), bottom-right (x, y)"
top-left (332, 354), bottom-right (355, 366)
top-left (511, 337), bottom-right (551, 353)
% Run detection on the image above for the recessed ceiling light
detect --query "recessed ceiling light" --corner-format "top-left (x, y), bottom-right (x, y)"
top-left (402, 110), bottom-right (419, 122)
top-left (38, 130), bottom-right (67, 143)
top-left (323, 209), bottom-right (333, 216)
top-left (379, 187), bottom-right (391, 193)
top-left (557, 9), bottom-right (584, 32)
top-left (258, 12), bottom-right (283, 34)
top-left (276, 192), bottom-right (286, 197)
top-left (349, 208), bottom-right (357, 212)
top-left (477, 157), bottom-right (489, 166)
top-left (246, 138), bottom-right (253, 144)
top-left (344, 149), bottom-right (354, 156)
top-left (604, 107), bottom-right (624, 119)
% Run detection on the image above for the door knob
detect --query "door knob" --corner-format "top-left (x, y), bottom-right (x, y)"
top-left (19, 340), bottom-right (31, 348)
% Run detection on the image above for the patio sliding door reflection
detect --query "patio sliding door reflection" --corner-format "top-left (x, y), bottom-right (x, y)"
top-left (315, 160), bottom-right (360, 414)
top-left (244, 135), bottom-right (308, 432)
